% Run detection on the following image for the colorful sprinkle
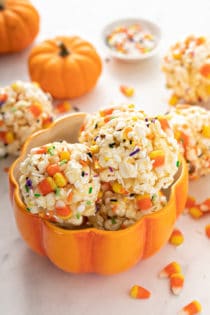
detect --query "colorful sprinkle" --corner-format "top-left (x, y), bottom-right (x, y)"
top-left (106, 23), bottom-right (155, 57)
top-left (73, 106), bottom-right (80, 112)
top-left (26, 178), bottom-right (33, 188)
top-left (111, 217), bottom-right (116, 224)
top-left (47, 146), bottom-right (55, 156)
top-left (129, 147), bottom-right (140, 156)
top-left (55, 187), bottom-right (61, 196)
top-left (176, 160), bottom-right (181, 167)
top-left (89, 187), bottom-right (93, 194)
top-left (59, 159), bottom-right (68, 165)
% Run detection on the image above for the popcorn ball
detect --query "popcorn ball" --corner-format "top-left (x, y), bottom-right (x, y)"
top-left (162, 35), bottom-right (210, 104)
top-left (0, 81), bottom-right (54, 157)
top-left (168, 104), bottom-right (210, 179)
top-left (80, 105), bottom-right (179, 195)
top-left (88, 185), bottom-right (167, 231)
top-left (19, 141), bottom-right (100, 227)
top-left (79, 104), bottom-right (140, 146)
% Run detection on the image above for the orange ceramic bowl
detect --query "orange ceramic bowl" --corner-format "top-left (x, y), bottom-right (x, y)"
top-left (9, 113), bottom-right (188, 275)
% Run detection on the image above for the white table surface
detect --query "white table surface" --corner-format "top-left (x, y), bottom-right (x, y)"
top-left (0, 0), bottom-right (210, 314)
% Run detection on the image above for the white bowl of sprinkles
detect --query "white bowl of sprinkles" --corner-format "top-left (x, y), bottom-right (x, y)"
top-left (102, 17), bottom-right (161, 62)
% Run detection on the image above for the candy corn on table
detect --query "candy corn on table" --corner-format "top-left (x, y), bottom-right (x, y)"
top-left (0, 0), bottom-right (209, 315)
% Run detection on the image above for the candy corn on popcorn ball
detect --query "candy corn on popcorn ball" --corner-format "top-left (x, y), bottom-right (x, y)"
top-left (169, 105), bottom-right (210, 179)
top-left (162, 35), bottom-right (210, 104)
top-left (19, 141), bottom-right (100, 226)
top-left (80, 105), bottom-right (179, 195)
top-left (0, 81), bottom-right (53, 157)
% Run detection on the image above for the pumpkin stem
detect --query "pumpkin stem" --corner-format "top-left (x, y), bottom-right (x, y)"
top-left (0, 0), bottom-right (6, 10)
top-left (57, 41), bottom-right (70, 57)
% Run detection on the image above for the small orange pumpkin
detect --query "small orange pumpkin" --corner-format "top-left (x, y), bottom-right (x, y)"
top-left (0, 0), bottom-right (39, 53)
top-left (28, 36), bottom-right (102, 99)
top-left (9, 113), bottom-right (188, 275)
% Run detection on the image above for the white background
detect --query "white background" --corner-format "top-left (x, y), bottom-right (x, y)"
top-left (0, 0), bottom-right (210, 314)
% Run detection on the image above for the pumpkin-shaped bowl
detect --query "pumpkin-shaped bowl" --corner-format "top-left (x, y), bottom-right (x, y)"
top-left (9, 113), bottom-right (188, 275)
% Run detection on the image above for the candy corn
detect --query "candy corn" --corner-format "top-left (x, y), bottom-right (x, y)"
top-left (100, 107), bottom-right (114, 117)
top-left (170, 273), bottom-right (184, 295)
top-left (169, 228), bottom-right (184, 246)
top-left (200, 198), bottom-right (210, 212)
top-left (120, 85), bottom-right (135, 97)
top-left (0, 93), bottom-right (8, 105)
top-left (55, 201), bottom-right (72, 219)
top-left (129, 285), bottom-right (151, 299)
top-left (189, 206), bottom-right (203, 219)
top-left (59, 151), bottom-right (71, 161)
top-left (168, 94), bottom-right (178, 106)
top-left (159, 261), bottom-right (182, 278)
top-left (178, 300), bottom-right (202, 315)
top-left (201, 125), bottom-right (210, 138)
top-left (205, 224), bottom-right (210, 238)
top-left (37, 177), bottom-right (56, 195)
top-left (200, 63), bottom-right (210, 78)
top-left (136, 194), bottom-right (153, 210)
top-left (111, 182), bottom-right (127, 194)
top-left (149, 150), bottom-right (165, 168)
top-left (185, 196), bottom-right (196, 208)
top-left (158, 117), bottom-right (170, 131)
top-left (53, 172), bottom-right (67, 187)
top-left (46, 164), bottom-right (61, 176)
top-left (29, 103), bottom-right (43, 117)
top-left (55, 101), bottom-right (71, 114)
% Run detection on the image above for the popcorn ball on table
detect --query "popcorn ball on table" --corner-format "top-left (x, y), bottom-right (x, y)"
top-left (0, 81), bottom-right (53, 157)
top-left (162, 35), bottom-right (210, 104)
top-left (168, 104), bottom-right (210, 179)
top-left (19, 141), bottom-right (100, 227)
top-left (80, 105), bottom-right (179, 196)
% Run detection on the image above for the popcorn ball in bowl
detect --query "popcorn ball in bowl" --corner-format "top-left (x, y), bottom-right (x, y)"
top-left (80, 105), bottom-right (179, 195)
top-left (19, 141), bottom-right (100, 227)
top-left (168, 104), bottom-right (210, 179)
top-left (89, 188), bottom-right (167, 231)
top-left (162, 35), bottom-right (210, 105)
top-left (9, 110), bottom-right (188, 274)
top-left (0, 81), bottom-right (53, 157)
